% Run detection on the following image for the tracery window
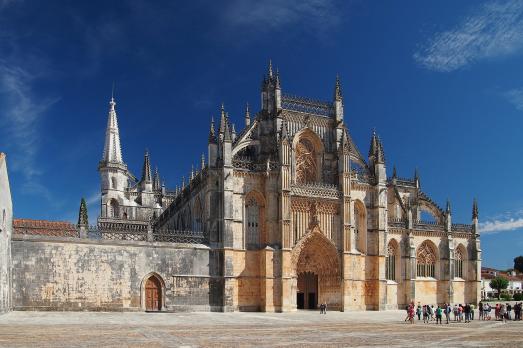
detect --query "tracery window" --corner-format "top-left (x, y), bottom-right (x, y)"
top-left (455, 247), bottom-right (464, 279)
top-left (416, 241), bottom-right (436, 278)
top-left (246, 197), bottom-right (260, 248)
top-left (386, 242), bottom-right (397, 281)
top-left (295, 138), bottom-right (317, 184)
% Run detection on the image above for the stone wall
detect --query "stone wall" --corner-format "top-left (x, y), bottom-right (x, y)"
top-left (0, 153), bottom-right (12, 313)
top-left (11, 235), bottom-right (216, 312)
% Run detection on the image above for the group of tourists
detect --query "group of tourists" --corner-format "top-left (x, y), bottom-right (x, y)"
top-left (405, 302), bottom-right (476, 324)
top-left (405, 301), bottom-right (523, 324)
top-left (319, 302), bottom-right (328, 314)
top-left (478, 302), bottom-right (523, 322)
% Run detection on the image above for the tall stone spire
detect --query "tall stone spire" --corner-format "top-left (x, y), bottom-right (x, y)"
top-left (268, 59), bottom-right (273, 79)
top-left (472, 198), bottom-right (479, 219)
top-left (141, 150), bottom-right (152, 183)
top-left (102, 96), bottom-right (124, 164)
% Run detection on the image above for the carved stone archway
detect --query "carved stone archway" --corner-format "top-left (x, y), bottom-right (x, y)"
top-left (291, 228), bottom-right (341, 310)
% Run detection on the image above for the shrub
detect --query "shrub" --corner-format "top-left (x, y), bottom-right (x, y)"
top-left (514, 293), bottom-right (523, 301)
top-left (501, 293), bottom-right (512, 301)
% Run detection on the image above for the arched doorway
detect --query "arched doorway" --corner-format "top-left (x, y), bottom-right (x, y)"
top-left (145, 275), bottom-right (162, 311)
top-left (291, 228), bottom-right (341, 310)
top-left (297, 271), bottom-right (318, 309)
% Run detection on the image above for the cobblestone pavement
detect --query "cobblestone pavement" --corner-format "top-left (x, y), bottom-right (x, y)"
top-left (0, 310), bottom-right (521, 347)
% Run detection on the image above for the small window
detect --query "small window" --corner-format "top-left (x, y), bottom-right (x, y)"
top-left (111, 177), bottom-right (117, 189)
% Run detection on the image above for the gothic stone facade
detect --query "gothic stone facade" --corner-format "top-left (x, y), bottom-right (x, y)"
top-left (0, 63), bottom-right (481, 312)
top-left (151, 63), bottom-right (481, 311)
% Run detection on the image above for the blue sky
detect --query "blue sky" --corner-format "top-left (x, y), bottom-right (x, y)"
top-left (0, 0), bottom-right (522, 269)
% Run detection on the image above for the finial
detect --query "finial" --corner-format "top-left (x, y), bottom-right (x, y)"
top-left (275, 68), bottom-right (281, 88)
top-left (201, 153), bottom-right (205, 170)
top-left (472, 198), bottom-right (479, 219)
top-left (209, 116), bottom-right (217, 143)
top-left (182, 176), bottom-right (186, 189)
top-left (392, 165), bottom-right (397, 178)
top-left (191, 165), bottom-right (195, 180)
top-left (446, 199), bottom-right (451, 214)
top-left (334, 74), bottom-right (342, 101)
top-left (245, 102), bottom-right (251, 127)
top-left (111, 81), bottom-right (115, 102)
top-left (268, 59), bottom-right (273, 78)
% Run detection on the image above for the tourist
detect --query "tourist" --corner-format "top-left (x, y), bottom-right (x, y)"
top-left (506, 303), bottom-right (512, 320)
top-left (445, 303), bottom-right (452, 324)
top-left (404, 304), bottom-right (410, 322)
top-left (416, 304), bottom-right (422, 320)
top-left (499, 304), bottom-right (506, 323)
top-left (486, 303), bottom-right (492, 320)
top-left (470, 303), bottom-right (475, 320)
top-left (408, 303), bottom-right (415, 324)
top-left (458, 304), bottom-right (463, 322)
top-left (323, 303), bottom-right (327, 314)
top-left (435, 305), bottom-right (443, 324)
top-left (479, 302), bottom-right (483, 320)
top-left (464, 303), bottom-right (471, 323)
top-left (423, 305), bottom-right (429, 323)
top-left (515, 302), bottom-right (521, 321)
top-left (453, 304), bottom-right (459, 321)
top-left (319, 303), bottom-right (324, 314)
top-left (430, 305), bottom-right (435, 321)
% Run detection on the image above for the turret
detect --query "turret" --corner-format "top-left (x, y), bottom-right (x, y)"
top-left (333, 75), bottom-right (344, 122)
top-left (98, 95), bottom-right (129, 219)
top-left (414, 168), bottom-right (420, 189)
top-left (261, 60), bottom-right (282, 114)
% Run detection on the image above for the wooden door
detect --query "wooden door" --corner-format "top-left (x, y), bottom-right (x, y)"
top-left (145, 277), bottom-right (161, 311)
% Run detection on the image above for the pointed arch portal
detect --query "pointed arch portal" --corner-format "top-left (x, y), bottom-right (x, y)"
top-left (291, 228), bottom-right (341, 310)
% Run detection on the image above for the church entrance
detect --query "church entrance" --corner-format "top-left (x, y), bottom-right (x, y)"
top-left (291, 228), bottom-right (341, 311)
top-left (297, 271), bottom-right (318, 309)
top-left (145, 276), bottom-right (162, 311)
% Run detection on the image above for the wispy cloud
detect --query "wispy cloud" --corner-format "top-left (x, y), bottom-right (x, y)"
top-left (502, 88), bottom-right (523, 110)
top-left (220, 0), bottom-right (341, 37)
top-left (0, 61), bottom-right (59, 201)
top-left (414, 0), bottom-right (523, 72)
top-left (480, 208), bottom-right (523, 234)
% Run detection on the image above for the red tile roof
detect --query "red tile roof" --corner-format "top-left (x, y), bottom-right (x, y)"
top-left (13, 218), bottom-right (78, 237)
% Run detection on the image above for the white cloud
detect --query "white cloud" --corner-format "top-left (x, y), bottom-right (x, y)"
top-left (480, 209), bottom-right (523, 234)
top-left (502, 88), bottom-right (523, 110)
top-left (0, 61), bottom-right (58, 200)
top-left (221, 0), bottom-right (340, 36)
top-left (414, 0), bottom-right (523, 72)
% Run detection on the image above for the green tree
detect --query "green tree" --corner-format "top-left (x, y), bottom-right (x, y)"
top-left (490, 276), bottom-right (509, 300)
top-left (514, 256), bottom-right (523, 273)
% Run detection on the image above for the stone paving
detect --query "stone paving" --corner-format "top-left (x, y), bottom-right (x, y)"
top-left (0, 310), bottom-right (521, 347)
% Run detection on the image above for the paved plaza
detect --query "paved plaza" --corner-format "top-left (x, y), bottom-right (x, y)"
top-left (0, 310), bottom-right (521, 347)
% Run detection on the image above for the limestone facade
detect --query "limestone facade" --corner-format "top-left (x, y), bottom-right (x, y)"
top-left (152, 63), bottom-right (481, 311)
